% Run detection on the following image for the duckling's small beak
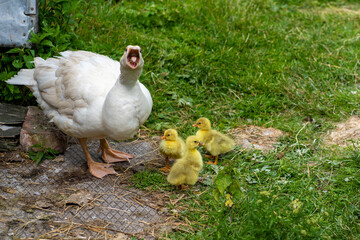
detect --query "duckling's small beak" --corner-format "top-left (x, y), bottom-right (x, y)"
top-left (192, 123), bottom-right (197, 127)
top-left (199, 141), bottom-right (204, 146)
top-left (161, 136), bottom-right (166, 140)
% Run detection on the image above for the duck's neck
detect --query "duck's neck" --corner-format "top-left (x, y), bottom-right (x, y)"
top-left (119, 66), bottom-right (142, 86)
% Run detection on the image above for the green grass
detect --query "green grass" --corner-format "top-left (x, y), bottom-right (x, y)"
top-left (1, 0), bottom-right (360, 239)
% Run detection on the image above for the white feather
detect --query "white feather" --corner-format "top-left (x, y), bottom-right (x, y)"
top-left (6, 69), bottom-right (36, 86)
top-left (6, 48), bottom-right (152, 141)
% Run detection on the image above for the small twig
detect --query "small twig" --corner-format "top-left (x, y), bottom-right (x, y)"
top-left (171, 194), bottom-right (185, 205)
top-left (131, 197), bottom-right (145, 207)
top-left (138, 220), bottom-right (151, 225)
top-left (295, 122), bottom-right (309, 145)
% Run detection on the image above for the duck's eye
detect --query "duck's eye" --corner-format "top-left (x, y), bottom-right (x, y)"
top-left (167, 134), bottom-right (170, 136)
top-left (125, 48), bottom-right (127, 52)
top-left (139, 50), bottom-right (142, 53)
top-left (198, 122), bottom-right (201, 125)
top-left (194, 141), bottom-right (198, 143)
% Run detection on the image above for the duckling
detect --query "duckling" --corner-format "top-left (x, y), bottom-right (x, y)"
top-left (159, 129), bottom-right (185, 172)
top-left (193, 117), bottom-right (235, 165)
top-left (167, 136), bottom-right (203, 189)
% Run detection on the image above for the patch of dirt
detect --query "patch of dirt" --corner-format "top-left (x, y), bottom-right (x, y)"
top-left (0, 139), bottom-right (176, 240)
top-left (229, 125), bottom-right (286, 152)
top-left (323, 115), bottom-right (360, 147)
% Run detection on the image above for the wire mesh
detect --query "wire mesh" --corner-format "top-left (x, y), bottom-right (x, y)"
top-left (0, 139), bottom-right (166, 239)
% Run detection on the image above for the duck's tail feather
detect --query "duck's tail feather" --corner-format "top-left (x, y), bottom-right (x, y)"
top-left (6, 69), bottom-right (36, 86)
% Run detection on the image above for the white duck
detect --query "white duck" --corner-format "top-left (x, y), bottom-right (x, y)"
top-left (6, 46), bottom-right (152, 178)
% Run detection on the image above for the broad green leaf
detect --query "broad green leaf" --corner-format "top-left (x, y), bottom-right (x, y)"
top-left (6, 48), bottom-right (23, 54)
top-left (6, 84), bottom-right (15, 94)
top-left (212, 188), bottom-right (220, 202)
top-left (12, 59), bottom-right (23, 68)
top-left (215, 174), bottom-right (232, 195)
top-left (23, 55), bottom-right (34, 69)
top-left (41, 40), bottom-right (55, 47)
top-left (35, 151), bottom-right (44, 164)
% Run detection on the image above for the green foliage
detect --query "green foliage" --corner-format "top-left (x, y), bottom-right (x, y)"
top-left (28, 144), bottom-right (59, 165)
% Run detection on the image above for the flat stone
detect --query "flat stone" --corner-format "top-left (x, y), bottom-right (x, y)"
top-left (0, 103), bottom-right (28, 152)
top-left (0, 125), bottom-right (21, 138)
top-left (20, 106), bottom-right (67, 153)
top-left (0, 103), bottom-right (27, 125)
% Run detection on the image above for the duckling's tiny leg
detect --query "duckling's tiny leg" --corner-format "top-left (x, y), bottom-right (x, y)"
top-left (98, 139), bottom-right (135, 163)
top-left (78, 138), bottom-right (117, 179)
top-left (160, 157), bottom-right (171, 172)
top-left (180, 184), bottom-right (189, 190)
top-left (206, 155), bottom-right (218, 165)
top-left (213, 155), bottom-right (219, 165)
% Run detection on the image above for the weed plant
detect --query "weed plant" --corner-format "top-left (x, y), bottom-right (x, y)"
top-left (1, 0), bottom-right (360, 239)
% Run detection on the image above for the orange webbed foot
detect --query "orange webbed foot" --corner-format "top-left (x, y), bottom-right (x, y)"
top-left (88, 161), bottom-right (118, 179)
top-left (204, 154), bottom-right (214, 159)
top-left (159, 166), bottom-right (171, 172)
top-left (206, 156), bottom-right (219, 165)
top-left (99, 139), bottom-right (134, 163)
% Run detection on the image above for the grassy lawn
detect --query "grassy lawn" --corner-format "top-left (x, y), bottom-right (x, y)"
top-left (1, 0), bottom-right (360, 239)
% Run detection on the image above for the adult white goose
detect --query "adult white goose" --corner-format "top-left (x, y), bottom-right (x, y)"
top-left (6, 46), bottom-right (152, 178)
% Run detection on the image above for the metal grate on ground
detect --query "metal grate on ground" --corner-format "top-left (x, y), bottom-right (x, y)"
top-left (0, 139), bottom-right (167, 239)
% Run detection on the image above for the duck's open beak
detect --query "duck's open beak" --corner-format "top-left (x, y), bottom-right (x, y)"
top-left (127, 47), bottom-right (140, 69)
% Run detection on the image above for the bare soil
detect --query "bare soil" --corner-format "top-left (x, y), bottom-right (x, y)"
top-left (229, 125), bottom-right (286, 152)
top-left (323, 115), bottom-right (360, 147)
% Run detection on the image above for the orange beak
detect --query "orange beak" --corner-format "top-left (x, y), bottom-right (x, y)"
top-left (199, 141), bottom-right (204, 146)
top-left (192, 123), bottom-right (197, 127)
top-left (161, 135), bottom-right (166, 140)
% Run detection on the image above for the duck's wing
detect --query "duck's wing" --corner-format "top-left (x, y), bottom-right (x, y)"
top-left (33, 51), bottom-right (119, 120)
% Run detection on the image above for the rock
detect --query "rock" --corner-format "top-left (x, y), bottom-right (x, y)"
top-left (20, 106), bottom-right (67, 153)
top-left (66, 190), bottom-right (94, 206)
top-left (0, 103), bottom-right (27, 125)
top-left (0, 103), bottom-right (28, 152)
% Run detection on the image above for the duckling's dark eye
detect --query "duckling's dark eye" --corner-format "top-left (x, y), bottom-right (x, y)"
top-left (194, 141), bottom-right (198, 143)
top-left (167, 134), bottom-right (170, 136)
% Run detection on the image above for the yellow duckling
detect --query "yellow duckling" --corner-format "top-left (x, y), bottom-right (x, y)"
top-left (159, 129), bottom-right (185, 172)
top-left (167, 136), bottom-right (204, 189)
top-left (193, 117), bottom-right (235, 165)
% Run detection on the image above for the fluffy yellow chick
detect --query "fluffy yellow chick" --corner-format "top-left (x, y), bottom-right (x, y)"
top-left (167, 136), bottom-right (204, 189)
top-left (193, 117), bottom-right (235, 165)
top-left (159, 129), bottom-right (185, 172)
